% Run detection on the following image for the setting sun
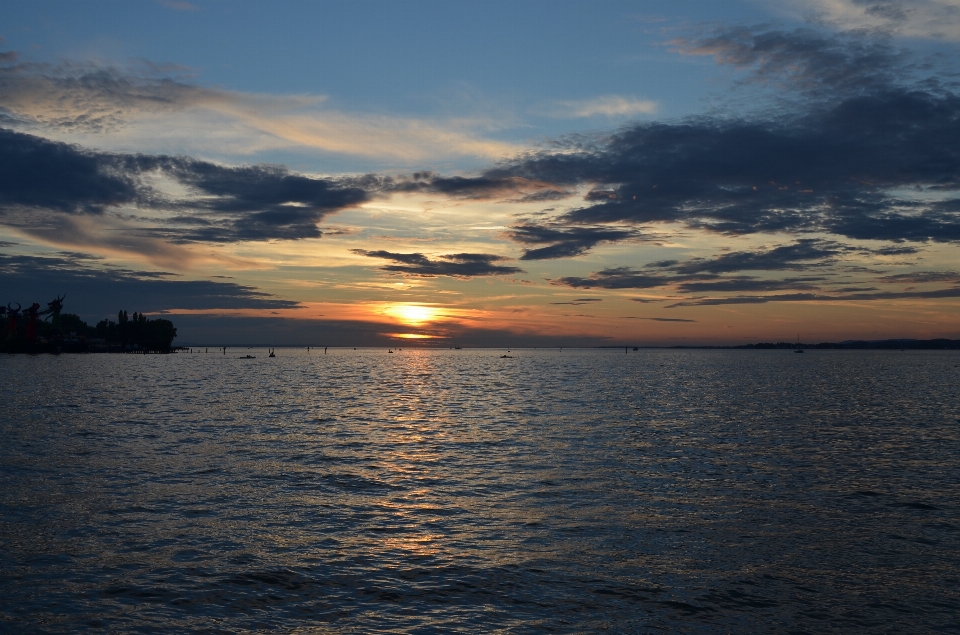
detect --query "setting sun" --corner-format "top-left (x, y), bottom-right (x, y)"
top-left (386, 304), bottom-right (439, 326)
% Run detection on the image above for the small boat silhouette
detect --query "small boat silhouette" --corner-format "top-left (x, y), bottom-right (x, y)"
top-left (240, 355), bottom-right (256, 359)
top-left (794, 334), bottom-right (804, 353)
top-left (268, 349), bottom-right (275, 357)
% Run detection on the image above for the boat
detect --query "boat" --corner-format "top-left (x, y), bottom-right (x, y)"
top-left (794, 334), bottom-right (804, 353)
top-left (268, 349), bottom-right (275, 357)
top-left (240, 355), bottom-right (256, 359)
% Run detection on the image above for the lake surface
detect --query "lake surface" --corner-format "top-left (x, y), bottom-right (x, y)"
top-left (2, 348), bottom-right (959, 633)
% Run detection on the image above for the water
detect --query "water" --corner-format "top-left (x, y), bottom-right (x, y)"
top-left (2, 348), bottom-right (959, 633)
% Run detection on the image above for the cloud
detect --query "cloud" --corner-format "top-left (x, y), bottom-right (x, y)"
top-left (508, 223), bottom-right (643, 260)
top-left (549, 298), bottom-right (603, 305)
top-left (482, 93), bottom-right (960, 254)
top-left (773, 0), bottom-right (960, 41)
top-left (666, 286), bottom-right (960, 307)
top-left (876, 270), bottom-right (960, 283)
top-left (511, 86), bottom-right (960, 243)
top-left (550, 96), bottom-right (658, 118)
top-left (399, 29), bottom-right (945, 261)
top-left (673, 25), bottom-right (911, 98)
top-left (641, 317), bottom-right (697, 322)
top-left (676, 276), bottom-right (827, 292)
top-left (667, 239), bottom-right (846, 274)
top-left (351, 250), bottom-right (523, 278)
top-left (873, 244), bottom-right (920, 255)
top-left (390, 171), bottom-right (535, 199)
top-left (556, 239), bottom-right (845, 289)
top-left (552, 235), bottom-right (959, 299)
top-left (551, 230), bottom-right (959, 302)
top-left (0, 252), bottom-right (299, 322)
top-left (0, 127), bottom-right (371, 244)
top-left (0, 55), bottom-right (521, 162)
top-left (557, 267), bottom-right (685, 289)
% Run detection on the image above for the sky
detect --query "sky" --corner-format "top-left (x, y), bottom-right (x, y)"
top-left (2, 0), bottom-right (960, 346)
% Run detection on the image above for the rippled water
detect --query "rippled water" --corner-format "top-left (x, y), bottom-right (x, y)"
top-left (2, 348), bottom-right (959, 633)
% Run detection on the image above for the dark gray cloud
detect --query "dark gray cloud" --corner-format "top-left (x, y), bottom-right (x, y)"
top-left (0, 252), bottom-right (298, 323)
top-left (666, 286), bottom-right (960, 307)
top-left (391, 171), bottom-right (523, 198)
top-left (0, 127), bottom-right (140, 214)
top-left (668, 239), bottom-right (845, 274)
top-left (641, 317), bottom-right (697, 322)
top-left (549, 298), bottom-right (602, 305)
top-left (556, 239), bottom-right (847, 290)
top-left (351, 250), bottom-right (523, 278)
top-left (0, 127), bottom-right (371, 242)
top-left (877, 270), bottom-right (960, 283)
top-left (676, 276), bottom-right (827, 293)
top-left (410, 29), bottom-right (960, 260)
top-left (497, 86), bottom-right (960, 245)
top-left (873, 244), bottom-right (920, 255)
top-left (554, 233), bottom-right (959, 300)
top-left (508, 223), bottom-right (642, 260)
top-left (859, 2), bottom-right (910, 23)
top-left (157, 161), bottom-right (370, 242)
top-left (557, 267), bottom-right (690, 289)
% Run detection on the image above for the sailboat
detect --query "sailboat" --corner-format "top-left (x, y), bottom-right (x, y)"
top-left (794, 334), bottom-right (804, 353)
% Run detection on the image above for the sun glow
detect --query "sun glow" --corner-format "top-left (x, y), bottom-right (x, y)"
top-left (387, 304), bottom-right (439, 326)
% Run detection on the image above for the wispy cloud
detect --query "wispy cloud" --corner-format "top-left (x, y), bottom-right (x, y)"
top-left (549, 95), bottom-right (658, 118)
top-left (673, 24), bottom-right (912, 98)
top-left (666, 286), bottom-right (960, 307)
top-left (876, 270), bottom-right (960, 283)
top-left (773, 0), bottom-right (960, 41)
top-left (553, 239), bottom-right (959, 305)
top-left (677, 276), bottom-right (827, 293)
top-left (0, 55), bottom-right (522, 162)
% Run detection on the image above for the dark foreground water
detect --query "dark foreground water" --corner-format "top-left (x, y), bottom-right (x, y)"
top-left (2, 348), bottom-right (959, 633)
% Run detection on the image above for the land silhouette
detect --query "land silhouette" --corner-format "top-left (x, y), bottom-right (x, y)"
top-left (2, 297), bottom-right (177, 354)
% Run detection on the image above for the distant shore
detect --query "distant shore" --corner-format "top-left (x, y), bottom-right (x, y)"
top-left (7, 338), bottom-right (960, 354)
top-left (617, 338), bottom-right (960, 350)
